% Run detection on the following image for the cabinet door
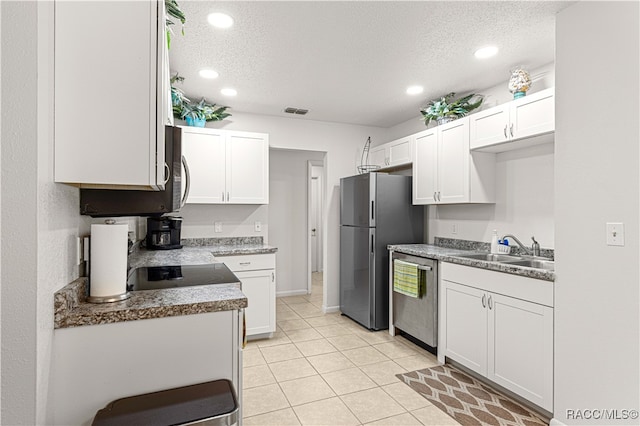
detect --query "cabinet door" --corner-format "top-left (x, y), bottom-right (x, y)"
top-left (227, 132), bottom-right (269, 204)
top-left (412, 129), bottom-right (438, 205)
top-left (510, 88), bottom-right (555, 140)
top-left (469, 104), bottom-right (510, 149)
top-left (388, 137), bottom-right (412, 166)
top-left (438, 119), bottom-right (470, 204)
top-left (488, 293), bottom-right (553, 411)
top-left (182, 128), bottom-right (226, 203)
top-left (236, 269), bottom-right (276, 336)
top-left (54, 1), bottom-right (164, 189)
top-left (369, 146), bottom-right (387, 168)
top-left (442, 281), bottom-right (488, 375)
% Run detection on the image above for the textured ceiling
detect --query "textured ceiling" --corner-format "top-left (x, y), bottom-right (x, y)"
top-left (169, 1), bottom-right (573, 128)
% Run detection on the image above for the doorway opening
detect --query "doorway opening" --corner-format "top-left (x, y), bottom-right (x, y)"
top-left (307, 160), bottom-right (325, 299)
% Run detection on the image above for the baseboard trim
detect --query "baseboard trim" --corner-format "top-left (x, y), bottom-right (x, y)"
top-left (276, 290), bottom-right (309, 297)
top-left (323, 305), bottom-right (340, 314)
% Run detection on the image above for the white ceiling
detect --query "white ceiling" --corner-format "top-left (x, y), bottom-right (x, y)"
top-left (169, 1), bottom-right (573, 128)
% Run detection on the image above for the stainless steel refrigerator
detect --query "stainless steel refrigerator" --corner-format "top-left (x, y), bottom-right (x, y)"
top-left (340, 173), bottom-right (424, 330)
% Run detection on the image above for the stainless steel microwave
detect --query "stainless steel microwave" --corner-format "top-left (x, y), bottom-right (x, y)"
top-left (79, 126), bottom-right (190, 217)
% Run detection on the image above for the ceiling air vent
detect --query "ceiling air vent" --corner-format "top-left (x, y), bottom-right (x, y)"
top-left (284, 107), bottom-right (309, 115)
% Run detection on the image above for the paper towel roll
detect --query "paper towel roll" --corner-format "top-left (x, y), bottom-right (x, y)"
top-left (90, 221), bottom-right (128, 300)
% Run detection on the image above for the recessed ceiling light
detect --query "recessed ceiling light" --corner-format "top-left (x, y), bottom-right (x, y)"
top-left (406, 85), bottom-right (424, 95)
top-left (199, 69), bottom-right (219, 79)
top-left (474, 45), bottom-right (498, 59)
top-left (221, 88), bottom-right (237, 97)
top-left (207, 13), bottom-right (234, 29)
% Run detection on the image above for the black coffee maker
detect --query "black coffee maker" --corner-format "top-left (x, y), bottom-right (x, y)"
top-left (146, 216), bottom-right (183, 250)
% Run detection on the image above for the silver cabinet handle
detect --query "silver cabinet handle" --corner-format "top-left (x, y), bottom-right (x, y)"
top-left (271, 272), bottom-right (274, 282)
top-left (488, 295), bottom-right (493, 310)
top-left (222, 191), bottom-right (225, 202)
top-left (163, 162), bottom-right (171, 185)
top-left (227, 192), bottom-right (230, 202)
top-left (503, 125), bottom-right (508, 139)
top-left (510, 124), bottom-right (514, 137)
top-left (481, 294), bottom-right (486, 308)
top-left (180, 155), bottom-right (191, 208)
top-left (437, 191), bottom-right (441, 202)
top-left (434, 192), bottom-right (437, 202)
top-left (239, 262), bottom-right (251, 266)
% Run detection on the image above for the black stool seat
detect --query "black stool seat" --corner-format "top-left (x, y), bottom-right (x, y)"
top-left (92, 379), bottom-right (238, 426)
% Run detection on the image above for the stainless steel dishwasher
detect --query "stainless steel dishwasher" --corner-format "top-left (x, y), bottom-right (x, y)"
top-left (390, 251), bottom-right (438, 349)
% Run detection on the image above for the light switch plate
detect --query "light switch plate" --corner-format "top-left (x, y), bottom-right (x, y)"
top-left (255, 221), bottom-right (262, 232)
top-left (606, 222), bottom-right (624, 246)
top-left (214, 222), bottom-right (223, 233)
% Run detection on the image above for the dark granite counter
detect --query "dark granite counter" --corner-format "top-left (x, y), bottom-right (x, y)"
top-left (388, 238), bottom-right (555, 282)
top-left (54, 237), bottom-right (279, 329)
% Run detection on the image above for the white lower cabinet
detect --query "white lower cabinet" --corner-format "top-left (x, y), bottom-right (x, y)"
top-left (51, 311), bottom-right (242, 426)
top-left (221, 254), bottom-right (276, 338)
top-left (440, 263), bottom-right (553, 411)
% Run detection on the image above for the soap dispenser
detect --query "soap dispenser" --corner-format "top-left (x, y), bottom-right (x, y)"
top-left (490, 230), bottom-right (499, 254)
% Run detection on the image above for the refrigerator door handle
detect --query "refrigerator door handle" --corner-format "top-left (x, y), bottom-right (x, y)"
top-left (371, 201), bottom-right (374, 220)
top-left (371, 234), bottom-right (374, 254)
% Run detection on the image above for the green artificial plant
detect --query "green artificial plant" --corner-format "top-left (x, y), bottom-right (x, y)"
top-left (171, 73), bottom-right (231, 122)
top-left (165, 0), bottom-right (186, 49)
top-left (420, 92), bottom-right (484, 126)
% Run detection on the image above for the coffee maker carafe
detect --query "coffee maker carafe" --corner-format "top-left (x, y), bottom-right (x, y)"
top-left (146, 216), bottom-right (183, 250)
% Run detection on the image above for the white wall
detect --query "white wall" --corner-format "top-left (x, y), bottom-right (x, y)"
top-left (1, 3), bottom-right (89, 424)
top-left (201, 112), bottom-right (387, 311)
top-left (179, 204), bottom-right (269, 240)
top-left (555, 2), bottom-right (639, 424)
top-left (269, 148), bottom-right (325, 297)
top-left (429, 142), bottom-right (554, 249)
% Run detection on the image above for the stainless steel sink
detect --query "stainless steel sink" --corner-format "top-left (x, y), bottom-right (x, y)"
top-left (502, 259), bottom-right (555, 271)
top-left (453, 252), bottom-right (555, 272)
top-left (454, 253), bottom-right (523, 262)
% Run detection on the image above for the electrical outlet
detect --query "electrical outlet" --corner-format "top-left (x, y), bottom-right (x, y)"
top-left (214, 222), bottom-right (223, 233)
top-left (452, 223), bottom-right (458, 234)
top-left (255, 221), bottom-right (262, 232)
top-left (606, 222), bottom-right (624, 246)
top-left (76, 237), bottom-right (82, 265)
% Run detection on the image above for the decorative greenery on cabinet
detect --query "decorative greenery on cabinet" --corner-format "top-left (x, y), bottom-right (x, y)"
top-left (165, 0), bottom-right (186, 49)
top-left (420, 92), bottom-right (484, 126)
top-left (171, 73), bottom-right (231, 127)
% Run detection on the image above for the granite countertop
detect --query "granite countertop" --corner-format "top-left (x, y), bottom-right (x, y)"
top-left (54, 237), bottom-right (278, 329)
top-left (389, 238), bottom-right (555, 282)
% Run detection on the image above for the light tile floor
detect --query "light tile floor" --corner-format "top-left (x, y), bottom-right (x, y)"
top-left (242, 273), bottom-right (460, 425)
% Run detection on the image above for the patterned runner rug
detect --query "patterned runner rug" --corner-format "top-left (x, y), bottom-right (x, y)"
top-left (397, 364), bottom-right (549, 426)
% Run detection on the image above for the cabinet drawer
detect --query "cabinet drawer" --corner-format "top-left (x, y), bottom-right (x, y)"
top-left (217, 254), bottom-right (275, 272)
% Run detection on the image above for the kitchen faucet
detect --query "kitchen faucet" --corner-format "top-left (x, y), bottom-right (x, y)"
top-left (501, 234), bottom-right (541, 257)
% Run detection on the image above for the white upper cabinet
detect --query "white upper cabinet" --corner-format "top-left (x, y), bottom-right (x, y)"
top-left (54, 0), bottom-right (170, 189)
top-left (369, 146), bottom-right (387, 169)
top-left (227, 132), bottom-right (270, 204)
top-left (181, 128), bottom-right (226, 204)
top-left (181, 127), bottom-right (269, 205)
top-left (367, 137), bottom-right (413, 169)
top-left (413, 118), bottom-right (495, 205)
top-left (470, 88), bottom-right (555, 153)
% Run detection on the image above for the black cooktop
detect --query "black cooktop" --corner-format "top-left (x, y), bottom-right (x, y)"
top-left (127, 263), bottom-right (240, 291)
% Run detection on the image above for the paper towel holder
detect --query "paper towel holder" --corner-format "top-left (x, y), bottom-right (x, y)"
top-left (87, 219), bottom-right (132, 304)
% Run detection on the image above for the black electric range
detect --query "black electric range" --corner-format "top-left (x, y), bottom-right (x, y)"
top-left (127, 263), bottom-right (240, 291)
